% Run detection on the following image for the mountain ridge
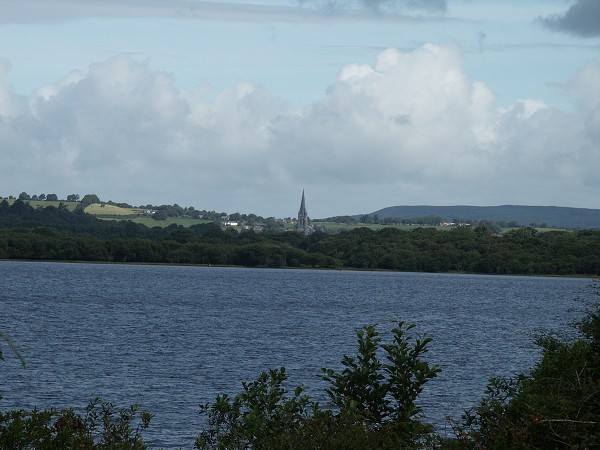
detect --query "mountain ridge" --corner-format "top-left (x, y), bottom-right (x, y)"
top-left (367, 205), bottom-right (600, 229)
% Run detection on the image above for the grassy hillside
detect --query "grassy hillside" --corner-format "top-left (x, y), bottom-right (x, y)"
top-left (99, 216), bottom-right (213, 228)
top-left (84, 203), bottom-right (143, 216)
top-left (370, 205), bottom-right (600, 229)
top-left (83, 204), bottom-right (212, 227)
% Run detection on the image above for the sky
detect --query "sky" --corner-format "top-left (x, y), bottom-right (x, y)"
top-left (0, 0), bottom-right (599, 218)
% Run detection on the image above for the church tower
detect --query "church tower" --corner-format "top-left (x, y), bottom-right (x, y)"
top-left (296, 190), bottom-right (314, 235)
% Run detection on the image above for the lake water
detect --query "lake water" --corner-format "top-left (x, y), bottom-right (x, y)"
top-left (0, 261), bottom-right (594, 448)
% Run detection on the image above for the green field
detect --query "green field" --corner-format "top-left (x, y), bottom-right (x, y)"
top-left (82, 203), bottom-right (213, 227)
top-left (84, 203), bottom-right (143, 216)
top-left (96, 215), bottom-right (213, 228)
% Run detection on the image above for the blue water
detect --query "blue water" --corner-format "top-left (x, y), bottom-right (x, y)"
top-left (0, 261), bottom-right (593, 448)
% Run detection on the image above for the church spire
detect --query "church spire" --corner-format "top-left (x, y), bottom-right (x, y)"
top-left (296, 190), bottom-right (313, 235)
top-left (299, 190), bottom-right (307, 217)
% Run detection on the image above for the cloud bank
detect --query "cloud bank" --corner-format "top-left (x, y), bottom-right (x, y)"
top-left (540, 0), bottom-right (600, 37)
top-left (0, 0), bottom-right (446, 24)
top-left (0, 44), bottom-right (598, 216)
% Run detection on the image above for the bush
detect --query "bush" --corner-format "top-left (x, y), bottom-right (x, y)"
top-left (197, 320), bottom-right (440, 449)
top-left (448, 285), bottom-right (600, 449)
top-left (0, 398), bottom-right (152, 450)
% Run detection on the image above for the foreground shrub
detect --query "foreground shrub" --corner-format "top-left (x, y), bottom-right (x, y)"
top-left (0, 398), bottom-right (152, 450)
top-left (196, 319), bottom-right (440, 449)
top-left (449, 286), bottom-right (600, 449)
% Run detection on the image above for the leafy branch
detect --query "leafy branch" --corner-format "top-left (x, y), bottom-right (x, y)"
top-left (0, 330), bottom-right (26, 369)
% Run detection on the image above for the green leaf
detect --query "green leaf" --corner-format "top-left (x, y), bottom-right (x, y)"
top-left (0, 330), bottom-right (26, 369)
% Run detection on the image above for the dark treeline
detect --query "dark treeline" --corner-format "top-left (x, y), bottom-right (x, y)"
top-left (1, 200), bottom-right (600, 275)
top-left (320, 214), bottom-right (450, 227)
top-left (305, 225), bottom-right (600, 275)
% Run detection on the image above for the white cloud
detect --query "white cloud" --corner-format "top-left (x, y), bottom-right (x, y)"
top-left (566, 62), bottom-right (600, 139)
top-left (0, 59), bottom-right (23, 118)
top-left (273, 44), bottom-right (499, 183)
top-left (31, 70), bottom-right (84, 104)
top-left (0, 45), bottom-right (599, 215)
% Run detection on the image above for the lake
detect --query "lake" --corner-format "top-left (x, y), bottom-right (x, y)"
top-left (0, 261), bottom-right (593, 448)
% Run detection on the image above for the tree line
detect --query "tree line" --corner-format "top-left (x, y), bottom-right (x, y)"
top-left (1, 200), bottom-right (600, 276)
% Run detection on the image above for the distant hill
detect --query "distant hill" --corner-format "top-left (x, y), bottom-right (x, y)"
top-left (368, 205), bottom-right (600, 229)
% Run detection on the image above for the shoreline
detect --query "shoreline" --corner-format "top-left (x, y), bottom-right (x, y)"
top-left (1, 258), bottom-right (597, 280)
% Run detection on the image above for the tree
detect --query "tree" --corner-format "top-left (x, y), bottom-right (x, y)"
top-left (196, 368), bottom-right (316, 449)
top-left (322, 321), bottom-right (440, 432)
top-left (80, 194), bottom-right (101, 205)
top-left (66, 194), bottom-right (80, 202)
top-left (197, 319), bottom-right (440, 449)
top-left (474, 224), bottom-right (492, 237)
top-left (18, 192), bottom-right (30, 201)
top-left (153, 210), bottom-right (168, 221)
top-left (38, 194), bottom-right (46, 201)
top-left (46, 193), bottom-right (58, 201)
